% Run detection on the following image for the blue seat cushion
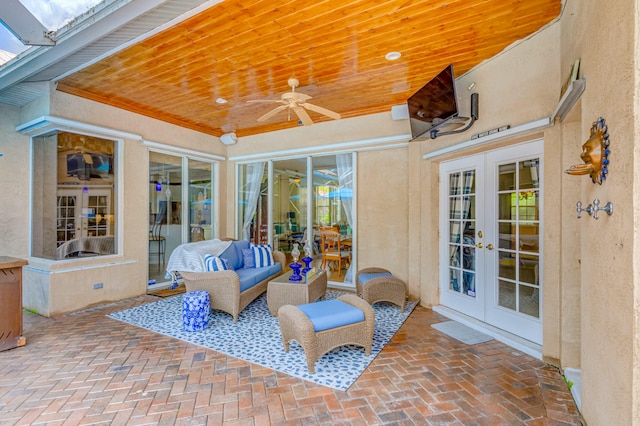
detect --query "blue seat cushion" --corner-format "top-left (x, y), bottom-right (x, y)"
top-left (297, 299), bottom-right (365, 332)
top-left (359, 272), bottom-right (393, 285)
top-left (235, 263), bottom-right (281, 292)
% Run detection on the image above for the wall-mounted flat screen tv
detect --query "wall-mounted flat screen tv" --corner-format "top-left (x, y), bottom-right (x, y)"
top-left (67, 153), bottom-right (112, 181)
top-left (407, 64), bottom-right (459, 141)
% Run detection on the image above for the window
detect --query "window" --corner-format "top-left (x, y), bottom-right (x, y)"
top-left (32, 131), bottom-right (118, 260)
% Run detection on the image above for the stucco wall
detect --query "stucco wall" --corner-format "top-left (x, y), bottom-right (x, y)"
top-left (560, 0), bottom-right (637, 424)
top-left (0, 104), bottom-right (30, 259)
top-left (14, 91), bottom-right (224, 316)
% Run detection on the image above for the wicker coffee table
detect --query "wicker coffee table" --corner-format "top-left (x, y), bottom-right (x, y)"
top-left (267, 269), bottom-right (328, 316)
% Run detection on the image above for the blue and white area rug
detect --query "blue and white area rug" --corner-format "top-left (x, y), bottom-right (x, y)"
top-left (108, 290), bottom-right (416, 391)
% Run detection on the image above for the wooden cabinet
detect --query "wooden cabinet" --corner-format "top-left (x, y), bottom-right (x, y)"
top-left (0, 257), bottom-right (28, 351)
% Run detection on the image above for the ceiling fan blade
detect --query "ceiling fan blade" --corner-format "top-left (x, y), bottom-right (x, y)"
top-left (248, 99), bottom-right (287, 104)
top-left (302, 102), bottom-right (341, 120)
top-left (257, 104), bottom-right (288, 122)
top-left (292, 106), bottom-right (313, 126)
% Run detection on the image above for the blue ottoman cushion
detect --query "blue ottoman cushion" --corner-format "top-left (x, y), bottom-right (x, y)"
top-left (358, 272), bottom-right (393, 285)
top-left (297, 299), bottom-right (365, 332)
top-left (182, 290), bottom-right (210, 332)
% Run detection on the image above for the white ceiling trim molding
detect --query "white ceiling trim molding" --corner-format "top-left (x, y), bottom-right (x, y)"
top-left (422, 117), bottom-right (552, 160)
top-left (16, 115), bottom-right (142, 141)
top-left (143, 139), bottom-right (225, 161)
top-left (229, 133), bottom-right (411, 162)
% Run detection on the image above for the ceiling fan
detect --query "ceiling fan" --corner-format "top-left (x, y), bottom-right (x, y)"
top-left (248, 78), bottom-right (341, 126)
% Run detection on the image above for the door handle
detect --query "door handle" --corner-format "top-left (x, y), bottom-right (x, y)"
top-left (486, 243), bottom-right (494, 250)
top-left (476, 242), bottom-right (483, 248)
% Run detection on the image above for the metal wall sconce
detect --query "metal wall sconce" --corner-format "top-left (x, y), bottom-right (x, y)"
top-left (565, 117), bottom-right (610, 184)
top-left (576, 198), bottom-right (613, 220)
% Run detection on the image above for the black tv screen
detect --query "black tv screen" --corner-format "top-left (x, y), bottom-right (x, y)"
top-left (67, 153), bottom-right (112, 180)
top-left (407, 64), bottom-right (459, 140)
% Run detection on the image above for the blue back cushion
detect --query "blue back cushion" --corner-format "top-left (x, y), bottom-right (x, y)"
top-left (220, 243), bottom-right (240, 270)
top-left (232, 240), bottom-right (250, 269)
top-left (297, 299), bottom-right (365, 332)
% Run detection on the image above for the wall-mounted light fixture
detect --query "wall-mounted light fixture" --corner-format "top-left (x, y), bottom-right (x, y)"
top-left (553, 77), bottom-right (586, 122)
top-left (220, 132), bottom-right (237, 145)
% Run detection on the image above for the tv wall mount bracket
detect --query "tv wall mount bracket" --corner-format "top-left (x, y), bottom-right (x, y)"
top-left (430, 93), bottom-right (479, 139)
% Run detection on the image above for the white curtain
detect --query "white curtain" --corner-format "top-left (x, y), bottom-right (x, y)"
top-left (241, 162), bottom-right (266, 241)
top-left (336, 153), bottom-right (354, 283)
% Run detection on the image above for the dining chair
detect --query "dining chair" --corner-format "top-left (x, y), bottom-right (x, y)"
top-left (149, 213), bottom-right (166, 265)
top-left (320, 231), bottom-right (350, 275)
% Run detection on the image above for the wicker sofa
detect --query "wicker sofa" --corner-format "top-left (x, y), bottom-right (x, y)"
top-left (179, 240), bottom-right (285, 322)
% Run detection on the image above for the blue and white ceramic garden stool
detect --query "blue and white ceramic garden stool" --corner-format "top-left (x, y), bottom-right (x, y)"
top-left (182, 290), bottom-right (210, 332)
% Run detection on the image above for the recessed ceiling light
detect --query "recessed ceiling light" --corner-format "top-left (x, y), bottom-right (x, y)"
top-left (385, 51), bottom-right (401, 61)
top-left (216, 97), bottom-right (227, 104)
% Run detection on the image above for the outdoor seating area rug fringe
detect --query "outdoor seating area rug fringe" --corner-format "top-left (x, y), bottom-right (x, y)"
top-left (108, 290), bottom-right (416, 391)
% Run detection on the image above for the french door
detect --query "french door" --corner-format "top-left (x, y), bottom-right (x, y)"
top-left (439, 140), bottom-right (543, 344)
top-left (57, 188), bottom-right (112, 246)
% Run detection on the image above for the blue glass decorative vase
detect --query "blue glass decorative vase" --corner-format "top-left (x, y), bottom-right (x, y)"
top-left (301, 256), bottom-right (313, 274)
top-left (289, 262), bottom-right (303, 281)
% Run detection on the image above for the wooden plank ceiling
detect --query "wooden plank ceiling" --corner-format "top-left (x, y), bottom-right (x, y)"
top-left (56, 0), bottom-right (562, 138)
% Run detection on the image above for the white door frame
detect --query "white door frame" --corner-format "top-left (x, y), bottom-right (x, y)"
top-left (439, 139), bottom-right (543, 344)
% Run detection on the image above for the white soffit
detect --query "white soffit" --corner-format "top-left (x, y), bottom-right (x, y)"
top-left (0, 0), bottom-right (220, 107)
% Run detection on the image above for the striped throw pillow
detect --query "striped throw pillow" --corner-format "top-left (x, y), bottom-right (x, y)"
top-left (204, 254), bottom-right (229, 272)
top-left (251, 246), bottom-right (275, 268)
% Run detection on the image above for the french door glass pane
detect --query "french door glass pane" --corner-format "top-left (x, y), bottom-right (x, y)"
top-left (448, 168), bottom-right (476, 298)
top-left (496, 159), bottom-right (540, 318)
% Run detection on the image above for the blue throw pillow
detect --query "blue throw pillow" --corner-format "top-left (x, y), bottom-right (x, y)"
top-left (250, 243), bottom-right (272, 250)
top-left (251, 246), bottom-right (275, 268)
top-left (204, 254), bottom-right (229, 271)
top-left (242, 248), bottom-right (255, 269)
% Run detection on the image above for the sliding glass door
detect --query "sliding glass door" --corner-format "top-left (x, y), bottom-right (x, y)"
top-left (237, 153), bottom-right (355, 286)
top-left (149, 152), bottom-right (217, 286)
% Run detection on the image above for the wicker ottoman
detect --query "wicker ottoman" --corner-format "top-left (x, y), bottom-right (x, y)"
top-left (356, 267), bottom-right (407, 311)
top-left (182, 290), bottom-right (210, 332)
top-left (278, 294), bottom-right (374, 374)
